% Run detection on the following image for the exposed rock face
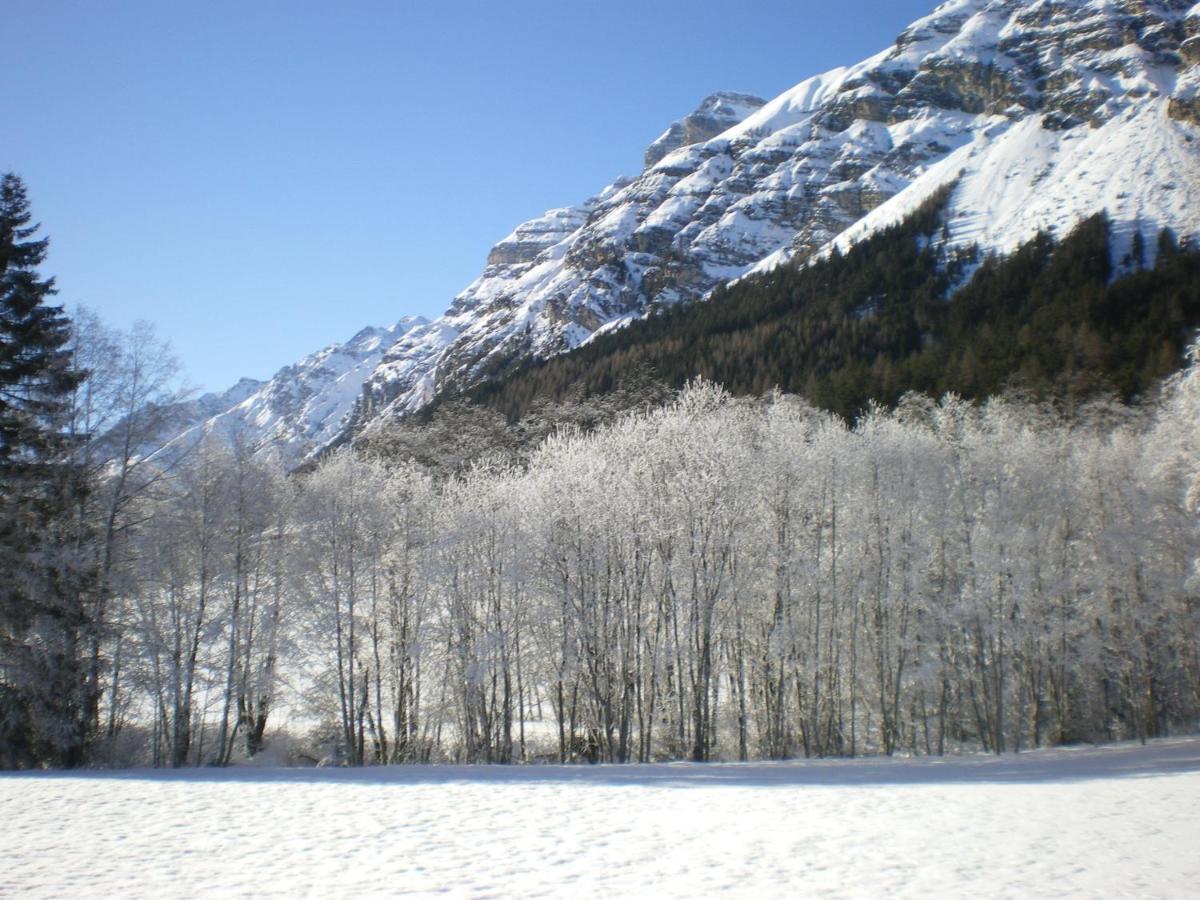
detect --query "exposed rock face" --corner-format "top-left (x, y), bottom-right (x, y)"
top-left (164, 0), bottom-right (1200, 463)
top-left (1170, 4), bottom-right (1200, 122)
top-left (1183, 35), bottom-right (1200, 65)
top-left (1171, 91), bottom-right (1200, 122)
top-left (485, 204), bottom-right (598, 267)
top-left (644, 92), bottom-right (767, 168)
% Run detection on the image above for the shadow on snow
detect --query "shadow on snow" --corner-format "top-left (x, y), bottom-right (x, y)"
top-left (4, 736), bottom-right (1199, 789)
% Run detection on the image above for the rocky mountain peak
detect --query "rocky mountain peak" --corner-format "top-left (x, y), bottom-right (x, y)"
top-left (643, 91), bottom-right (767, 168)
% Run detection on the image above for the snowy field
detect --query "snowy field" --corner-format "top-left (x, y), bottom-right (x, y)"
top-left (3, 739), bottom-right (1199, 898)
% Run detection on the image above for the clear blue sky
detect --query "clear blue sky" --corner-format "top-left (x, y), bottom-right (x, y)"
top-left (3, 0), bottom-right (938, 392)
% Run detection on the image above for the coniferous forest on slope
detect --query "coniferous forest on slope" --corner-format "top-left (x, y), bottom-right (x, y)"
top-left (468, 189), bottom-right (1200, 424)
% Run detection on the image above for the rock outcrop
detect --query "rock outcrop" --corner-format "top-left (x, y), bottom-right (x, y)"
top-left (643, 92), bottom-right (767, 168)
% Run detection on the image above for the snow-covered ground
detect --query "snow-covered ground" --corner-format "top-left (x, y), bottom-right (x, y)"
top-left (3, 738), bottom-right (1198, 898)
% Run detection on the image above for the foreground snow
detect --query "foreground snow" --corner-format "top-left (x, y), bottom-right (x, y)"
top-left (2, 739), bottom-right (1199, 898)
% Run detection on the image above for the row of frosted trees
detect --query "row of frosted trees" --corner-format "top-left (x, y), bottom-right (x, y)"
top-left (98, 354), bottom-right (1200, 766)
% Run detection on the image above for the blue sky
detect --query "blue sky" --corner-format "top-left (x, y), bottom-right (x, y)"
top-left (3, 0), bottom-right (938, 391)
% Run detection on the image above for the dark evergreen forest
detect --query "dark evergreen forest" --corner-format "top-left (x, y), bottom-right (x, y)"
top-left (467, 190), bottom-right (1200, 423)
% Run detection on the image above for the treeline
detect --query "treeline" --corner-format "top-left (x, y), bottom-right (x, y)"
top-left (71, 362), bottom-right (1200, 767)
top-left (470, 192), bottom-right (1200, 422)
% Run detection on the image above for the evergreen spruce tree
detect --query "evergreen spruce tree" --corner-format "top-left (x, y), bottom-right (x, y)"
top-left (0, 173), bottom-right (88, 768)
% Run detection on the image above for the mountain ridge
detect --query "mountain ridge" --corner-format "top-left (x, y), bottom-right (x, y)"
top-left (156, 0), bottom-right (1200, 462)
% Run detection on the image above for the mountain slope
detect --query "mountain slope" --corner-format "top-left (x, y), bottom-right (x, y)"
top-left (464, 196), bottom-right (1200, 423)
top-left (160, 317), bottom-right (428, 460)
top-left (165, 0), bottom-right (1200, 461)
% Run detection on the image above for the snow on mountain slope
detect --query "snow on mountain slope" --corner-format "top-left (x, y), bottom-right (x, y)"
top-left (353, 0), bottom-right (1200, 429)
top-left (165, 377), bottom-right (266, 436)
top-left (172, 0), bottom-right (1200, 461)
top-left (111, 376), bottom-right (268, 463)
top-left (158, 317), bottom-right (428, 462)
top-left (827, 98), bottom-right (1200, 265)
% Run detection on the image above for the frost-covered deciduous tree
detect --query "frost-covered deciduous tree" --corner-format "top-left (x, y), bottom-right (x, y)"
top-left (67, 312), bottom-right (185, 757)
top-left (295, 452), bottom-right (396, 765)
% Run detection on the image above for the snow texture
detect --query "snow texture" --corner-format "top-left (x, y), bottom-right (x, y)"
top-left (2, 738), bottom-right (1198, 897)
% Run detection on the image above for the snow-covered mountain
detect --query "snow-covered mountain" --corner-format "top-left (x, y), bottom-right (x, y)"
top-left (160, 317), bottom-right (428, 460)
top-left (165, 0), bottom-right (1200, 462)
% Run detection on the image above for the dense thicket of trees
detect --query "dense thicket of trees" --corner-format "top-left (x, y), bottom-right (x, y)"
top-left (67, 357), bottom-right (1200, 766)
top-left (471, 194), bottom-right (1200, 423)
